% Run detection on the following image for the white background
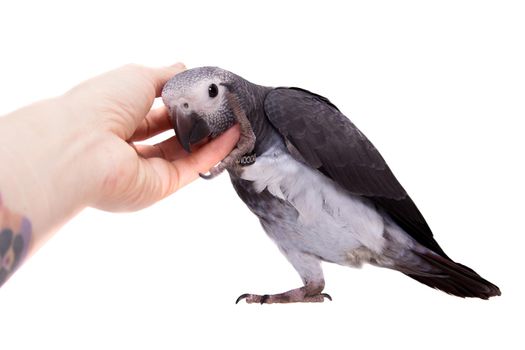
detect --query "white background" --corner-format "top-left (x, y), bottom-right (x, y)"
top-left (1, 1), bottom-right (524, 349)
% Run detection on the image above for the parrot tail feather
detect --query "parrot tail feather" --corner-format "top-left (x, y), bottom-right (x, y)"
top-left (404, 251), bottom-right (501, 299)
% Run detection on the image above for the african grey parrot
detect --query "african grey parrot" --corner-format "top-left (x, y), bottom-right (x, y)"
top-left (161, 67), bottom-right (500, 303)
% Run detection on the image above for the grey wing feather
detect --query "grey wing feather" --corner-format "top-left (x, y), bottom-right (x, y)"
top-left (263, 87), bottom-right (448, 257)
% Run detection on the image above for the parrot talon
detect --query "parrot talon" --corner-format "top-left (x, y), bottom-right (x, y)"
top-left (199, 164), bottom-right (224, 180)
top-left (321, 293), bottom-right (332, 301)
top-left (199, 172), bottom-right (213, 180)
top-left (235, 293), bottom-right (250, 304)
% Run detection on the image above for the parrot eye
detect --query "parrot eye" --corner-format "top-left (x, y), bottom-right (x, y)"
top-left (208, 83), bottom-right (219, 98)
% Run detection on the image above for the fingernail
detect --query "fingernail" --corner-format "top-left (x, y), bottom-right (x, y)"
top-left (172, 62), bottom-right (186, 70)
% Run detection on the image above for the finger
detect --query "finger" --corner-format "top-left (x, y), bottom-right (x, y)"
top-left (130, 106), bottom-right (173, 141)
top-left (134, 135), bottom-right (187, 161)
top-left (148, 63), bottom-right (186, 97)
top-left (129, 124), bottom-right (240, 208)
top-left (171, 124), bottom-right (240, 189)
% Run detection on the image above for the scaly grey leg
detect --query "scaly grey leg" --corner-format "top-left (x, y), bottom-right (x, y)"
top-left (200, 92), bottom-right (255, 179)
top-left (236, 250), bottom-right (332, 304)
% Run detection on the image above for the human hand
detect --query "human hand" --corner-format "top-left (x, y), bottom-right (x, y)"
top-left (0, 63), bottom-right (240, 282)
top-left (0, 64), bottom-right (240, 238)
top-left (62, 63), bottom-right (240, 211)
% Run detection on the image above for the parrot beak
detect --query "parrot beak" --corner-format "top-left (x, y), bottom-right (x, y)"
top-left (172, 106), bottom-right (211, 153)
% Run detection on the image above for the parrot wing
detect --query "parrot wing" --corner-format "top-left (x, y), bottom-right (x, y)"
top-left (263, 87), bottom-right (448, 257)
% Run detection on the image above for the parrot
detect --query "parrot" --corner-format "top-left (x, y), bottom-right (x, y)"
top-left (161, 66), bottom-right (501, 304)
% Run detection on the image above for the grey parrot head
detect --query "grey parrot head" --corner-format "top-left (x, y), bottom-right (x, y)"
top-left (161, 66), bottom-right (241, 152)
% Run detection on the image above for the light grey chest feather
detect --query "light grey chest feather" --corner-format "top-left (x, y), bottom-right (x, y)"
top-left (236, 146), bottom-right (397, 266)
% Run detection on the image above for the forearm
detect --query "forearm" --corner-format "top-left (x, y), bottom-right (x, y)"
top-left (0, 97), bottom-right (94, 283)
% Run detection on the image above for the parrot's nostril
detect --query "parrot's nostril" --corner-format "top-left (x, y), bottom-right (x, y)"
top-left (183, 102), bottom-right (189, 109)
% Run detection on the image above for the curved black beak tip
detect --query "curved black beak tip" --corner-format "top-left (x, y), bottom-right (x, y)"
top-left (172, 108), bottom-right (210, 153)
top-left (173, 113), bottom-right (192, 153)
top-left (177, 133), bottom-right (192, 153)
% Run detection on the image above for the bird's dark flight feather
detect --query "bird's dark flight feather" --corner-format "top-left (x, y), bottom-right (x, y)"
top-left (263, 87), bottom-right (448, 257)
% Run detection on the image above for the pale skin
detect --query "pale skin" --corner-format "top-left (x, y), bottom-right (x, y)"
top-left (0, 63), bottom-right (240, 287)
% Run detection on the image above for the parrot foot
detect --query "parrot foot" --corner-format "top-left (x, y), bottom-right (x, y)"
top-left (199, 151), bottom-right (239, 179)
top-left (200, 91), bottom-right (256, 180)
top-left (235, 290), bottom-right (332, 304)
top-left (199, 139), bottom-right (255, 180)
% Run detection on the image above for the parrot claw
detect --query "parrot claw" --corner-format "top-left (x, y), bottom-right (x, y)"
top-left (199, 172), bottom-right (213, 180)
top-left (235, 293), bottom-right (250, 304)
top-left (321, 293), bottom-right (332, 301)
top-left (235, 291), bottom-right (331, 304)
top-left (199, 162), bottom-right (226, 180)
top-left (235, 293), bottom-right (269, 304)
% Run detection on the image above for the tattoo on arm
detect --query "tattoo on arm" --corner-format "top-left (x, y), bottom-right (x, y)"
top-left (0, 194), bottom-right (32, 287)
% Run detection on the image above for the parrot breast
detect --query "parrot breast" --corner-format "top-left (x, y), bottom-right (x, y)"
top-left (230, 142), bottom-right (412, 267)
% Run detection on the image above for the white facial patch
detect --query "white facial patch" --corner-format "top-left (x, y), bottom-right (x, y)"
top-left (180, 78), bottom-right (226, 115)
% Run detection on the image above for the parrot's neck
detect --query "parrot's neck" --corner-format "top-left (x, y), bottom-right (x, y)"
top-left (238, 83), bottom-right (280, 156)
